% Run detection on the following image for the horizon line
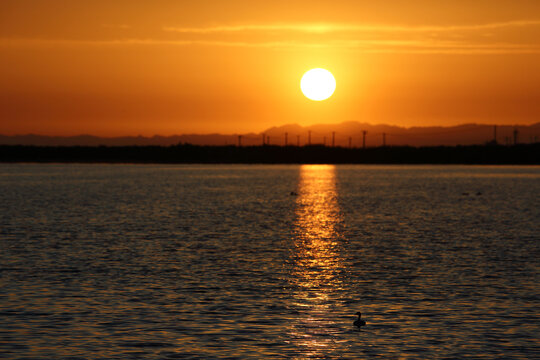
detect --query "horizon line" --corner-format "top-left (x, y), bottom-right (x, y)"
top-left (2, 121), bottom-right (539, 139)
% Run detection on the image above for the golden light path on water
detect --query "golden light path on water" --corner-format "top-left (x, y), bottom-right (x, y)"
top-left (288, 165), bottom-right (348, 357)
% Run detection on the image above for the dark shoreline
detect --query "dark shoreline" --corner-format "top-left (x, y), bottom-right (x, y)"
top-left (1, 144), bottom-right (539, 164)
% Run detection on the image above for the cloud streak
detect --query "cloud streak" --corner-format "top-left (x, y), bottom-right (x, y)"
top-left (2, 19), bottom-right (540, 54)
top-left (156, 20), bottom-right (540, 54)
top-left (1, 37), bottom-right (539, 54)
top-left (163, 20), bottom-right (540, 34)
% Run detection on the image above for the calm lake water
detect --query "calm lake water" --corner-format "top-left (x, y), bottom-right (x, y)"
top-left (1, 164), bottom-right (539, 359)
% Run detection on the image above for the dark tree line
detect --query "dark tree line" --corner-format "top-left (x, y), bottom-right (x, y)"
top-left (0, 143), bottom-right (538, 164)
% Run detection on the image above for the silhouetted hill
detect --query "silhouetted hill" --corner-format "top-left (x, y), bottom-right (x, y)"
top-left (0, 133), bottom-right (249, 147)
top-left (263, 122), bottom-right (540, 147)
top-left (1, 122), bottom-right (539, 147)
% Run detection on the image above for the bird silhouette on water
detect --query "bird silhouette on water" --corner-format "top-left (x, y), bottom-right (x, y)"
top-left (354, 312), bottom-right (366, 328)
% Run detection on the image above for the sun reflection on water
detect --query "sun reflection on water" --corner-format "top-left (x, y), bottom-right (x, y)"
top-left (288, 164), bottom-right (348, 357)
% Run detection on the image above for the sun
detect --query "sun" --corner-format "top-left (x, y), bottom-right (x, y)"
top-left (300, 68), bottom-right (336, 101)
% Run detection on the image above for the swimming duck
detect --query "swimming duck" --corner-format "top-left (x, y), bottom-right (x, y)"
top-left (354, 312), bottom-right (366, 327)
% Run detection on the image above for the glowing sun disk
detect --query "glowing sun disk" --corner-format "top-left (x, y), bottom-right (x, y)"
top-left (300, 68), bottom-right (336, 101)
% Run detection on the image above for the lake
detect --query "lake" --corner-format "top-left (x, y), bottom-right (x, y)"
top-left (1, 164), bottom-right (539, 359)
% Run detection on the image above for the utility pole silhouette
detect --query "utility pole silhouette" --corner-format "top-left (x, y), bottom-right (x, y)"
top-left (332, 132), bottom-right (335, 147)
top-left (513, 128), bottom-right (518, 145)
top-left (348, 137), bottom-right (352, 149)
top-left (382, 133), bottom-right (386, 147)
top-left (238, 135), bottom-right (242, 147)
top-left (284, 132), bottom-right (288, 146)
top-left (297, 135), bottom-right (300, 147)
top-left (308, 131), bottom-right (312, 145)
top-left (362, 131), bottom-right (367, 149)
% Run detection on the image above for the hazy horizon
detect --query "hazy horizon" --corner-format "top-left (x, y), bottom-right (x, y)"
top-left (2, 120), bottom-right (539, 138)
top-left (2, 121), bottom-right (539, 147)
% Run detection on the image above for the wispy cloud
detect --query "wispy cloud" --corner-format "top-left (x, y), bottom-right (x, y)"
top-left (163, 20), bottom-right (540, 34)
top-left (157, 20), bottom-right (540, 54)
top-left (1, 37), bottom-right (540, 54)
top-left (2, 19), bottom-right (540, 54)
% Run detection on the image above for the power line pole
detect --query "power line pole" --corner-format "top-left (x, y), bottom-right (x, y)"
top-left (284, 132), bottom-right (288, 146)
top-left (308, 131), bottom-right (311, 145)
top-left (348, 136), bottom-right (352, 149)
top-left (238, 135), bottom-right (242, 147)
top-left (362, 130), bottom-right (367, 149)
top-left (297, 135), bottom-right (300, 147)
top-left (332, 131), bottom-right (335, 147)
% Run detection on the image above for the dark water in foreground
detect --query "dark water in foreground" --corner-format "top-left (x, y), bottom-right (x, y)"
top-left (0, 164), bottom-right (539, 359)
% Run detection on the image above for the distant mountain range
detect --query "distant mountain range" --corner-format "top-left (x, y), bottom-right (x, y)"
top-left (1, 122), bottom-right (539, 147)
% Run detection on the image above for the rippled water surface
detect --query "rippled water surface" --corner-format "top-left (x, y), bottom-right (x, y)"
top-left (1, 164), bottom-right (539, 359)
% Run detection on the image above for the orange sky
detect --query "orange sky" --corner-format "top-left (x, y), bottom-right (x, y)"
top-left (1, 0), bottom-right (540, 136)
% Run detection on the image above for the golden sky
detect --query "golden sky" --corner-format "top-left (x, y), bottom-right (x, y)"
top-left (1, 0), bottom-right (540, 136)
